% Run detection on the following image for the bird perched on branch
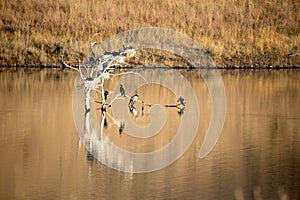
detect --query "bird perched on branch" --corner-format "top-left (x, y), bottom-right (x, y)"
top-left (120, 84), bottom-right (126, 97)
top-left (104, 91), bottom-right (109, 100)
top-left (128, 92), bottom-right (139, 107)
top-left (177, 96), bottom-right (185, 107)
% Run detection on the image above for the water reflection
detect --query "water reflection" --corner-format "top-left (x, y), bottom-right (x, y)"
top-left (74, 68), bottom-right (198, 173)
top-left (0, 69), bottom-right (299, 199)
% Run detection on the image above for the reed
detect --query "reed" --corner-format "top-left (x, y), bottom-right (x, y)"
top-left (0, 0), bottom-right (299, 67)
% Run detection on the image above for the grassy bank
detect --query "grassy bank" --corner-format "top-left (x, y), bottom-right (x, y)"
top-left (0, 0), bottom-right (299, 68)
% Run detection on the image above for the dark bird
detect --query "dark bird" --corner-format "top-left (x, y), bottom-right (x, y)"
top-left (120, 84), bottom-right (126, 97)
top-left (177, 96), bottom-right (185, 107)
top-left (104, 91), bottom-right (109, 101)
top-left (128, 92), bottom-right (139, 106)
top-left (141, 101), bottom-right (145, 115)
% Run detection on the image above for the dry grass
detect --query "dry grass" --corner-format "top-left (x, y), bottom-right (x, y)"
top-left (0, 0), bottom-right (299, 67)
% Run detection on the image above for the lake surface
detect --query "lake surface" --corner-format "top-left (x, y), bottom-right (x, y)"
top-left (0, 68), bottom-right (299, 199)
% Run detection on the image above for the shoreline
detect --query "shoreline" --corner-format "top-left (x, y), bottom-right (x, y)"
top-left (1, 65), bottom-right (300, 71)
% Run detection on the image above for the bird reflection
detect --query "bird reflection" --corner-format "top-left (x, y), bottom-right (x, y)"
top-left (104, 117), bottom-right (108, 127)
top-left (87, 151), bottom-right (95, 161)
top-left (129, 105), bottom-right (138, 118)
top-left (177, 107), bottom-right (185, 116)
top-left (142, 101), bottom-right (145, 115)
top-left (119, 121), bottom-right (125, 135)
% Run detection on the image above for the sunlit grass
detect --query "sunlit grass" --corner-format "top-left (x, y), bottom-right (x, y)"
top-left (0, 0), bottom-right (299, 67)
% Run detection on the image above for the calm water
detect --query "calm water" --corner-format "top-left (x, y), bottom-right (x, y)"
top-left (0, 68), bottom-right (299, 200)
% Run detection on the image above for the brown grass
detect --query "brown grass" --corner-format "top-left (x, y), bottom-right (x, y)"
top-left (0, 0), bottom-right (299, 67)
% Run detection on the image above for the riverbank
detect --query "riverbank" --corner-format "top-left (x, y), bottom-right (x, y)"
top-left (0, 0), bottom-right (299, 68)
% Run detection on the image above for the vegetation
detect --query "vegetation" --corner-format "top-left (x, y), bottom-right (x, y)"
top-left (0, 0), bottom-right (299, 68)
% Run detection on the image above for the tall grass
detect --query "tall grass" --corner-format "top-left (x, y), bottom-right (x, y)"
top-left (0, 0), bottom-right (299, 67)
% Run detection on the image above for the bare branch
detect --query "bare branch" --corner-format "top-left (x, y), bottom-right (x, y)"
top-left (61, 61), bottom-right (79, 72)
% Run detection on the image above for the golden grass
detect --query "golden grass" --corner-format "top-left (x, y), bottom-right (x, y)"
top-left (0, 0), bottom-right (299, 67)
